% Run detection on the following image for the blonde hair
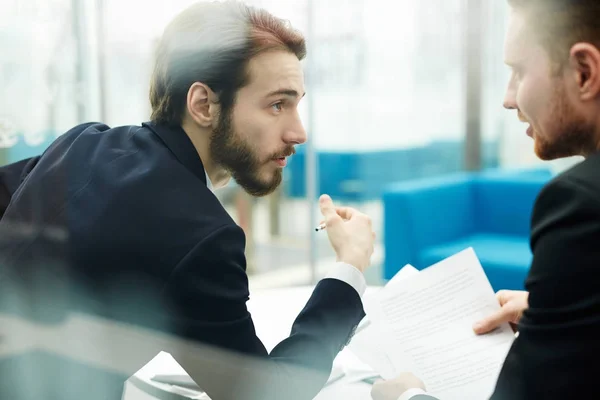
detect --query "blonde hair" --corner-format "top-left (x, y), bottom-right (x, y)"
top-left (508, 0), bottom-right (600, 70)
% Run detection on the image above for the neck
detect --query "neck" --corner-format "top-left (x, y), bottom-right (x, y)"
top-left (181, 120), bottom-right (231, 189)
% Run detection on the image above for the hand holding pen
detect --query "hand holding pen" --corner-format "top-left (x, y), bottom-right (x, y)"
top-left (317, 194), bottom-right (376, 273)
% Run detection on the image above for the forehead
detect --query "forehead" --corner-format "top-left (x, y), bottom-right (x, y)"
top-left (504, 10), bottom-right (532, 63)
top-left (244, 51), bottom-right (305, 96)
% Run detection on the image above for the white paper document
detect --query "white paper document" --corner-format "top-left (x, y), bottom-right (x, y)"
top-left (364, 248), bottom-right (515, 400)
top-left (348, 264), bottom-right (420, 378)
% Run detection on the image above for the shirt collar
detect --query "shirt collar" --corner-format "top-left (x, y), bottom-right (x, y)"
top-left (205, 171), bottom-right (213, 192)
top-left (142, 121), bottom-right (207, 187)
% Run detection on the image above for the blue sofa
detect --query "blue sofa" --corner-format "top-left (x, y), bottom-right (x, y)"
top-left (1, 130), bottom-right (55, 165)
top-left (382, 168), bottom-right (553, 291)
top-left (283, 140), bottom-right (499, 201)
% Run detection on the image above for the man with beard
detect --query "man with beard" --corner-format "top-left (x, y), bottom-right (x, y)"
top-left (0, 2), bottom-right (375, 399)
top-left (371, 0), bottom-right (600, 399)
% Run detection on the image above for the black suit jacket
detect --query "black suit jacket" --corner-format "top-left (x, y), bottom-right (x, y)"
top-left (489, 154), bottom-right (600, 399)
top-left (0, 122), bottom-right (365, 400)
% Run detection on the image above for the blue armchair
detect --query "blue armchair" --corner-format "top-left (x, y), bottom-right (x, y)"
top-left (283, 140), bottom-right (499, 201)
top-left (382, 168), bottom-right (553, 291)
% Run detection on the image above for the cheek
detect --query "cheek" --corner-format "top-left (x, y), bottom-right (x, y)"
top-left (231, 104), bottom-right (282, 155)
top-left (519, 70), bottom-right (558, 121)
top-left (237, 118), bottom-right (273, 156)
top-left (232, 108), bottom-right (260, 140)
top-left (516, 79), bottom-right (535, 117)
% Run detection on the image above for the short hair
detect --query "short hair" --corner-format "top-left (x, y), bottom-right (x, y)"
top-left (507, 0), bottom-right (600, 69)
top-left (149, 1), bottom-right (306, 126)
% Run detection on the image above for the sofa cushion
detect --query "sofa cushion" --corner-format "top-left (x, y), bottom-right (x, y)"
top-left (419, 233), bottom-right (532, 291)
top-left (473, 176), bottom-right (550, 237)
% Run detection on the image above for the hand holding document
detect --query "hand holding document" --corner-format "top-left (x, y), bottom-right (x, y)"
top-left (351, 248), bottom-right (514, 400)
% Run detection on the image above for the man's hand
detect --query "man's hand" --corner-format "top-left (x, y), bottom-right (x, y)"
top-left (319, 194), bottom-right (375, 273)
top-left (473, 290), bottom-right (529, 334)
top-left (371, 373), bottom-right (426, 400)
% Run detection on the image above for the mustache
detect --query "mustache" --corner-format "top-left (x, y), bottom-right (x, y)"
top-left (517, 111), bottom-right (529, 123)
top-left (272, 147), bottom-right (296, 159)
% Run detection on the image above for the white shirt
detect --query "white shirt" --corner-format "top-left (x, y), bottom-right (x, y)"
top-left (323, 262), bottom-right (367, 296)
top-left (205, 171), bottom-right (213, 191)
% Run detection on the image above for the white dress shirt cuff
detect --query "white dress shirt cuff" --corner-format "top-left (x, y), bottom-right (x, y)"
top-left (324, 262), bottom-right (366, 297)
top-left (397, 388), bottom-right (428, 400)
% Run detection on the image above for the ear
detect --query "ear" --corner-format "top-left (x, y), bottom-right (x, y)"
top-left (569, 43), bottom-right (600, 101)
top-left (186, 82), bottom-right (220, 127)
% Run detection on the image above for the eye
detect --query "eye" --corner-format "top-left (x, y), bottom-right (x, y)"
top-left (271, 102), bottom-right (283, 112)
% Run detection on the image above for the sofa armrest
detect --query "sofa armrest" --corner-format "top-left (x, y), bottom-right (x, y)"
top-left (382, 173), bottom-right (475, 278)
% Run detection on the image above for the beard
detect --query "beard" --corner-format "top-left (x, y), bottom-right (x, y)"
top-left (533, 83), bottom-right (596, 160)
top-left (209, 107), bottom-right (292, 197)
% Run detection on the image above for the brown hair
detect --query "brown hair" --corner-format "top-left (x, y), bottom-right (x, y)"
top-left (508, 0), bottom-right (600, 69)
top-left (149, 1), bottom-right (306, 126)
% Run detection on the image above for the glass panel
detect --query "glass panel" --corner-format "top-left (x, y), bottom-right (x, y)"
top-left (0, 0), bottom-right (77, 164)
top-left (0, 0), bottom-right (537, 288)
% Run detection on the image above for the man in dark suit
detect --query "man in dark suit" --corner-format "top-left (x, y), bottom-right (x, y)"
top-left (373, 0), bottom-right (600, 399)
top-left (0, 2), bottom-right (375, 399)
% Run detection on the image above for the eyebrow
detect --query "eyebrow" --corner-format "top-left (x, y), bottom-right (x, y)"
top-left (265, 89), bottom-right (306, 99)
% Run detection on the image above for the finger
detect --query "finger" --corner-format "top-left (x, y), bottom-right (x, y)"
top-left (473, 309), bottom-right (510, 335)
top-left (319, 195), bottom-right (342, 226)
top-left (334, 206), bottom-right (357, 220)
top-left (319, 195), bottom-right (336, 217)
top-left (496, 290), bottom-right (511, 305)
top-left (370, 383), bottom-right (385, 400)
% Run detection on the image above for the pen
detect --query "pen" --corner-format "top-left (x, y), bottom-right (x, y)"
top-left (315, 222), bottom-right (326, 232)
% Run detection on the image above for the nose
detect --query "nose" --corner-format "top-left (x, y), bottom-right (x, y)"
top-left (503, 76), bottom-right (518, 110)
top-left (283, 113), bottom-right (307, 145)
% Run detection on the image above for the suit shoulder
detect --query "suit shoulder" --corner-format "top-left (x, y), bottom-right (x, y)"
top-left (549, 154), bottom-right (600, 197)
top-left (46, 122), bottom-right (146, 154)
top-left (532, 157), bottom-right (600, 239)
top-left (63, 122), bottom-right (138, 134)
top-left (56, 122), bottom-right (238, 245)
top-left (59, 122), bottom-right (117, 139)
